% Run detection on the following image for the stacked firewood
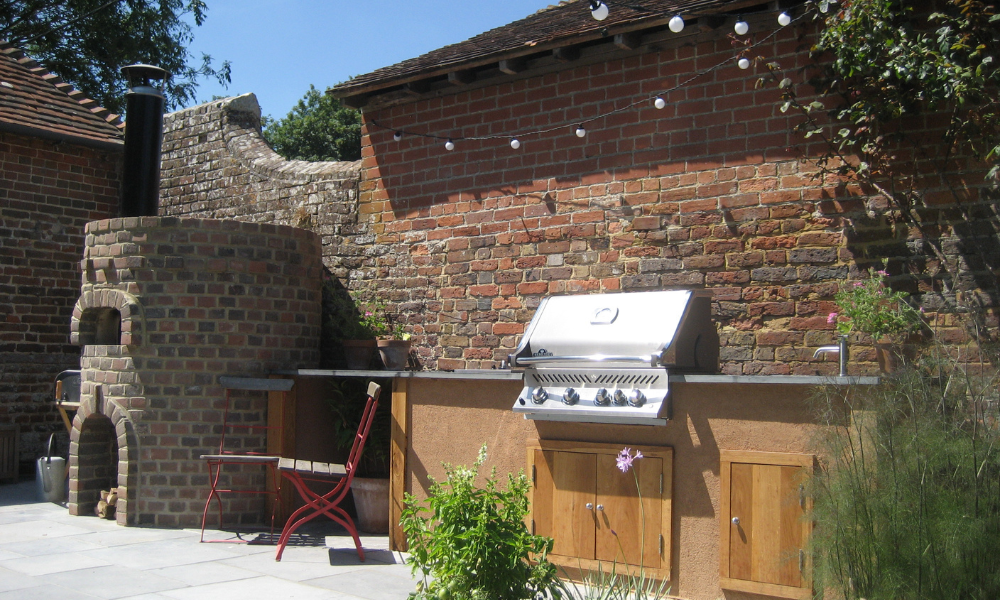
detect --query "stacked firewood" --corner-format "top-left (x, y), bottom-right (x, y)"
top-left (95, 488), bottom-right (118, 519)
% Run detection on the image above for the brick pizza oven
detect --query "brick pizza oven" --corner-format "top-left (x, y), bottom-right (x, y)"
top-left (67, 216), bottom-right (321, 527)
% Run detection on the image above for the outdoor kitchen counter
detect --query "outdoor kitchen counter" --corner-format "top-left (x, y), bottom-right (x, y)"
top-left (275, 369), bottom-right (878, 385)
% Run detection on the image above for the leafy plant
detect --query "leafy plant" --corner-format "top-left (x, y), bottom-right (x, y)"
top-left (322, 279), bottom-right (406, 341)
top-left (401, 445), bottom-right (560, 600)
top-left (0, 0), bottom-right (231, 114)
top-left (828, 262), bottom-right (922, 341)
top-left (262, 84), bottom-right (361, 162)
top-left (809, 348), bottom-right (1000, 599)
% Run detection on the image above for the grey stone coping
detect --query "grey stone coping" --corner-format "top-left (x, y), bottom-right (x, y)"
top-left (274, 370), bottom-right (878, 385)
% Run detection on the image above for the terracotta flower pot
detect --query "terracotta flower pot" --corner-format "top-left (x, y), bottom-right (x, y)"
top-left (351, 476), bottom-right (390, 534)
top-left (874, 341), bottom-right (913, 373)
top-left (342, 339), bottom-right (377, 370)
top-left (377, 339), bottom-right (411, 370)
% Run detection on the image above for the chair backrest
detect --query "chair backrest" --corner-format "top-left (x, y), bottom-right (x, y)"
top-left (344, 382), bottom-right (382, 478)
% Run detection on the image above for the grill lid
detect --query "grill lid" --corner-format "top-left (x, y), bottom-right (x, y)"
top-left (508, 290), bottom-right (716, 370)
top-left (509, 290), bottom-right (718, 426)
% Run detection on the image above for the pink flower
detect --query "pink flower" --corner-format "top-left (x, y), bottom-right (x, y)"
top-left (854, 281), bottom-right (864, 287)
top-left (827, 312), bottom-right (837, 324)
top-left (365, 311), bottom-right (373, 316)
top-left (877, 270), bottom-right (888, 276)
top-left (616, 447), bottom-right (643, 472)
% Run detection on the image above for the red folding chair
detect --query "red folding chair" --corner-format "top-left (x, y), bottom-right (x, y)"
top-left (274, 381), bottom-right (381, 562)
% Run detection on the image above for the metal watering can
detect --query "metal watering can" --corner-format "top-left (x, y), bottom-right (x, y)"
top-left (36, 433), bottom-right (66, 503)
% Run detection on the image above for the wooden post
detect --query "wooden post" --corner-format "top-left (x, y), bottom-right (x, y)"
top-left (389, 377), bottom-right (409, 551)
top-left (267, 375), bottom-right (297, 524)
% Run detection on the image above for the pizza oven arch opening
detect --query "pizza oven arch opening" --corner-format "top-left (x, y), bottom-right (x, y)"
top-left (76, 413), bottom-right (118, 515)
top-left (78, 307), bottom-right (122, 346)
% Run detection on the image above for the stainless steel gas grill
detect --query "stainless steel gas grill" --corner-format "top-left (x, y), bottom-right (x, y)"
top-left (508, 290), bottom-right (718, 425)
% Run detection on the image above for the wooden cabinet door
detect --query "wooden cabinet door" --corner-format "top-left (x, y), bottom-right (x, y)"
top-left (533, 449), bottom-right (597, 559)
top-left (595, 454), bottom-right (662, 569)
top-left (721, 451), bottom-right (812, 600)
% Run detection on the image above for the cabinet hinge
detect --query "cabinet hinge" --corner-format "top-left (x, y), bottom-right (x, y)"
top-left (659, 473), bottom-right (663, 495)
top-left (531, 519), bottom-right (536, 535)
top-left (799, 549), bottom-right (805, 572)
top-left (799, 484), bottom-right (805, 508)
top-left (532, 464), bottom-right (536, 485)
top-left (659, 533), bottom-right (664, 556)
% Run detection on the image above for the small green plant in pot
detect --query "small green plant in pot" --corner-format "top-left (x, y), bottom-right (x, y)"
top-left (827, 262), bottom-right (923, 371)
top-left (401, 445), bottom-right (560, 600)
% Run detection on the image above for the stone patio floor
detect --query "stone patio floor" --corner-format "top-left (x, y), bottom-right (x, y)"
top-left (0, 480), bottom-right (419, 599)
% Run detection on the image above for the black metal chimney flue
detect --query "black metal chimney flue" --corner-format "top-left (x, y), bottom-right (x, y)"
top-left (120, 64), bottom-right (167, 217)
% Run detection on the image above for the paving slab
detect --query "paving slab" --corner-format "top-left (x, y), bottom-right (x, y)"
top-left (0, 480), bottom-right (419, 600)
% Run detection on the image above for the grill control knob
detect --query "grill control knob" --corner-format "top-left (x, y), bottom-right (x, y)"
top-left (531, 388), bottom-right (548, 404)
top-left (628, 389), bottom-right (646, 407)
top-left (562, 387), bottom-right (580, 405)
top-left (593, 388), bottom-right (611, 406)
top-left (613, 389), bottom-right (628, 406)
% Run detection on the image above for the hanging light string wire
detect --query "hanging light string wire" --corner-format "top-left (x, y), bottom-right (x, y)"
top-left (368, 7), bottom-right (812, 145)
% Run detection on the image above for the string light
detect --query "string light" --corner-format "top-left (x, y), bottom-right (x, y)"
top-left (734, 20), bottom-right (748, 35)
top-left (819, 0), bottom-right (831, 13)
top-left (369, 7), bottom-right (808, 152)
top-left (589, 0), bottom-right (609, 21)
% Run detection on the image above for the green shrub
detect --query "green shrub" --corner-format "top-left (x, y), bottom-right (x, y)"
top-left (811, 353), bottom-right (1000, 599)
top-left (401, 445), bottom-right (560, 600)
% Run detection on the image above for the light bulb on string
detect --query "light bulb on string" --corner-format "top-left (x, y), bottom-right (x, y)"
top-left (668, 15), bottom-right (684, 33)
top-left (654, 97), bottom-right (666, 109)
top-left (819, 1), bottom-right (830, 13)
top-left (738, 57), bottom-right (750, 70)
top-left (589, 0), bottom-right (609, 21)
top-left (510, 138), bottom-right (521, 149)
top-left (734, 20), bottom-right (748, 35)
top-left (575, 125), bottom-right (586, 138)
top-left (778, 12), bottom-right (791, 26)
top-left (393, 131), bottom-right (402, 141)
top-left (445, 139), bottom-right (455, 151)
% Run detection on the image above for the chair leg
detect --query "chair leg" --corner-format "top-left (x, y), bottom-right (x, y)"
top-left (200, 461), bottom-right (223, 543)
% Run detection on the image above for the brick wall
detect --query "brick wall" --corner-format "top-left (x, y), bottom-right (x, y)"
top-left (68, 217), bottom-right (322, 527)
top-left (0, 131), bottom-right (121, 470)
top-left (352, 21), bottom-right (997, 373)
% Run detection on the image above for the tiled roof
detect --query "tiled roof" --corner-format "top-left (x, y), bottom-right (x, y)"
top-left (0, 41), bottom-right (124, 148)
top-left (332, 0), bottom-right (750, 98)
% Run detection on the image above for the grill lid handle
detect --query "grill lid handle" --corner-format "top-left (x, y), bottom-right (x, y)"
top-left (512, 353), bottom-right (663, 367)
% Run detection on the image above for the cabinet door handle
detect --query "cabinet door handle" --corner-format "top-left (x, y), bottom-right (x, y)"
top-left (586, 503), bottom-right (594, 510)
top-left (731, 516), bottom-right (740, 526)
top-left (596, 504), bottom-right (604, 511)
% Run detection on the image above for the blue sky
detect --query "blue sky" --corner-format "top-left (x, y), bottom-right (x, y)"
top-left (186, 0), bottom-right (554, 120)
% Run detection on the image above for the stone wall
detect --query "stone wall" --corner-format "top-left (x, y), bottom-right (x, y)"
top-left (158, 94), bottom-right (365, 281)
top-left (0, 131), bottom-right (121, 470)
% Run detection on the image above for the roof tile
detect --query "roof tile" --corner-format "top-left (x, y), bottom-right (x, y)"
top-left (0, 41), bottom-right (124, 146)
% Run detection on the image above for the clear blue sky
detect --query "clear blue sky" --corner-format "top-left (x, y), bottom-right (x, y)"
top-left (186, 0), bottom-right (554, 120)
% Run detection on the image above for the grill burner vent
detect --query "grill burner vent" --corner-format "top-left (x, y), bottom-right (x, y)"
top-left (510, 290), bottom-right (718, 425)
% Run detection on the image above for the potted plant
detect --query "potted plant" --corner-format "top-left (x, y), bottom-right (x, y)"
top-left (326, 378), bottom-right (392, 533)
top-left (828, 263), bottom-right (923, 372)
top-left (323, 280), bottom-right (410, 370)
top-left (354, 294), bottom-right (411, 371)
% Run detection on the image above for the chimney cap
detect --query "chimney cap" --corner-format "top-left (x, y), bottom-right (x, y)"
top-left (121, 64), bottom-right (167, 88)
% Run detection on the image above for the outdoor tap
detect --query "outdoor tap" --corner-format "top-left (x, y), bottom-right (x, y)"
top-left (813, 335), bottom-right (849, 377)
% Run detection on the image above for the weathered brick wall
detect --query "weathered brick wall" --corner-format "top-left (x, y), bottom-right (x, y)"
top-left (158, 94), bottom-right (365, 281)
top-left (68, 217), bottom-right (322, 527)
top-left (353, 20), bottom-right (997, 373)
top-left (0, 131), bottom-right (121, 470)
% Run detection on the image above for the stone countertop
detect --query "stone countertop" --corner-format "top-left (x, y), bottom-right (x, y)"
top-left (274, 369), bottom-right (878, 385)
